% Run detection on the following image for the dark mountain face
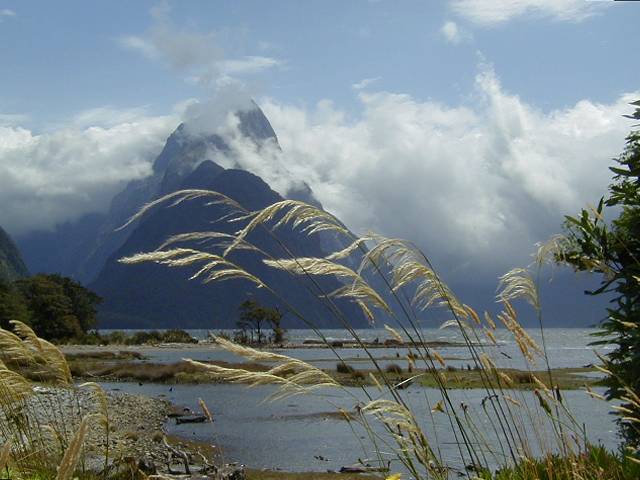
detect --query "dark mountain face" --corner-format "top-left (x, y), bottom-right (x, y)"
top-left (0, 226), bottom-right (29, 282)
top-left (16, 103), bottom-right (367, 329)
top-left (16, 104), bottom-right (292, 285)
top-left (91, 162), bottom-right (368, 329)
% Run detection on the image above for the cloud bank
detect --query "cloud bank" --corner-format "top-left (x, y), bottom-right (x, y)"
top-left (0, 110), bottom-right (177, 235)
top-left (236, 67), bottom-right (634, 277)
top-left (0, 65), bottom-right (635, 285)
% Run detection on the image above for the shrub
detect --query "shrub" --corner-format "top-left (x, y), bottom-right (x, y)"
top-left (385, 363), bottom-right (402, 375)
top-left (336, 362), bottom-right (355, 374)
top-left (514, 372), bottom-right (534, 384)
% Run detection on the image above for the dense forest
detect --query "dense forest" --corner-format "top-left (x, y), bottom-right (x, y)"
top-left (0, 274), bottom-right (101, 342)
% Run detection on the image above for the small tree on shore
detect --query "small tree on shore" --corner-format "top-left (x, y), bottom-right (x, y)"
top-left (236, 299), bottom-right (284, 345)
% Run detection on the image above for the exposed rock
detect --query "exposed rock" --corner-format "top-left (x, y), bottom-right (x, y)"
top-left (0, 225), bottom-right (28, 281)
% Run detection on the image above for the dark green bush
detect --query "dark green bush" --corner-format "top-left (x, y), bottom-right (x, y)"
top-left (385, 363), bottom-right (403, 374)
top-left (336, 362), bottom-right (355, 374)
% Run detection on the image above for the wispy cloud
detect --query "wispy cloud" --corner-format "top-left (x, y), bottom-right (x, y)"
top-left (0, 8), bottom-right (15, 21)
top-left (219, 56), bottom-right (284, 76)
top-left (450, 0), bottom-right (609, 26)
top-left (117, 4), bottom-right (281, 88)
top-left (352, 77), bottom-right (381, 91)
top-left (440, 20), bottom-right (471, 44)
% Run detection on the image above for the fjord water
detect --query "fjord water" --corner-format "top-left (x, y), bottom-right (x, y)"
top-left (98, 328), bottom-right (618, 473)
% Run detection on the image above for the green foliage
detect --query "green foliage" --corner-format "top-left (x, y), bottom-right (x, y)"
top-left (484, 444), bottom-right (640, 480)
top-left (336, 362), bottom-right (355, 374)
top-left (0, 280), bottom-right (31, 329)
top-left (80, 329), bottom-right (197, 345)
top-left (0, 274), bottom-right (101, 342)
top-left (236, 299), bottom-right (285, 344)
top-left (560, 128), bottom-right (640, 448)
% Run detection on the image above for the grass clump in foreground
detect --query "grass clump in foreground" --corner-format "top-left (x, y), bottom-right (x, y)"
top-left (117, 187), bottom-right (640, 479)
top-left (0, 321), bottom-right (110, 479)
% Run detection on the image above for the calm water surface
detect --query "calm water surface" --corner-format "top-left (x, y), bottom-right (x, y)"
top-left (97, 328), bottom-right (620, 475)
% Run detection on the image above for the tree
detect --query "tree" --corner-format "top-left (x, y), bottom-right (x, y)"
top-left (13, 274), bottom-right (102, 342)
top-left (55, 275), bottom-right (102, 332)
top-left (0, 279), bottom-right (30, 329)
top-left (236, 299), bottom-right (284, 345)
top-left (559, 111), bottom-right (640, 451)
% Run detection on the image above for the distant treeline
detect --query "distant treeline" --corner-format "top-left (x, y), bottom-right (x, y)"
top-left (0, 273), bottom-right (101, 342)
top-left (82, 329), bottom-right (198, 345)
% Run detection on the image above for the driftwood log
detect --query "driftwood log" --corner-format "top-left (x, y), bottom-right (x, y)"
top-left (175, 415), bottom-right (208, 425)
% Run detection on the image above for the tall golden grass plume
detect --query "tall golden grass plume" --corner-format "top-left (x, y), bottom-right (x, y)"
top-left (9, 321), bottom-right (45, 355)
top-left (497, 267), bottom-right (540, 311)
top-left (0, 440), bottom-right (11, 472)
top-left (263, 257), bottom-right (358, 280)
top-left (389, 258), bottom-right (465, 317)
top-left (262, 255), bottom-right (392, 316)
top-left (117, 189), bottom-right (244, 232)
top-left (226, 200), bottom-right (349, 257)
top-left (55, 415), bottom-right (91, 480)
top-left (325, 236), bottom-right (373, 261)
top-left (185, 359), bottom-right (338, 402)
top-left (186, 336), bottom-right (339, 401)
top-left (116, 192), bottom-right (610, 477)
top-left (384, 324), bottom-right (403, 343)
top-left (120, 248), bottom-right (267, 289)
top-left (158, 231), bottom-right (268, 258)
top-left (0, 328), bottom-right (40, 367)
top-left (198, 398), bottom-right (214, 423)
top-left (79, 382), bottom-right (109, 423)
top-left (361, 399), bottom-right (421, 435)
top-left (0, 367), bottom-right (33, 404)
top-left (534, 234), bottom-right (572, 267)
top-left (8, 321), bottom-right (72, 385)
top-left (496, 300), bottom-right (543, 362)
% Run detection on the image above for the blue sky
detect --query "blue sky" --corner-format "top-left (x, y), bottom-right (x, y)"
top-left (0, 1), bottom-right (638, 323)
top-left (1, 1), bottom-right (636, 128)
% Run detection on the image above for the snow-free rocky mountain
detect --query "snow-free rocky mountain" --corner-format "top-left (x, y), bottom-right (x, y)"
top-left (17, 105), bottom-right (369, 329)
top-left (0, 226), bottom-right (29, 282)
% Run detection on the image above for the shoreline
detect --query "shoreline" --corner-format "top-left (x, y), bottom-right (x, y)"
top-left (63, 347), bottom-right (601, 390)
top-left (59, 338), bottom-right (486, 352)
top-left (24, 386), bottom-right (381, 479)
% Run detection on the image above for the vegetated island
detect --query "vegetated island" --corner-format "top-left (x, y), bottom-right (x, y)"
top-left (63, 347), bottom-right (601, 391)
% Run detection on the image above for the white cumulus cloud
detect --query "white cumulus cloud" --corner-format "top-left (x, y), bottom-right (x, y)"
top-left (0, 109), bottom-right (178, 235)
top-left (0, 64), bottom-right (635, 284)
top-left (230, 66), bottom-right (636, 277)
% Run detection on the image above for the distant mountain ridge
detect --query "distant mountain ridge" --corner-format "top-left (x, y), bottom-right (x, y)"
top-left (0, 226), bottom-right (28, 282)
top-left (17, 103), bottom-right (369, 329)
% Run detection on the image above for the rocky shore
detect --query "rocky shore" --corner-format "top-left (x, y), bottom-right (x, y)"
top-left (3, 386), bottom-right (246, 479)
top-left (2, 384), bottom-right (382, 480)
